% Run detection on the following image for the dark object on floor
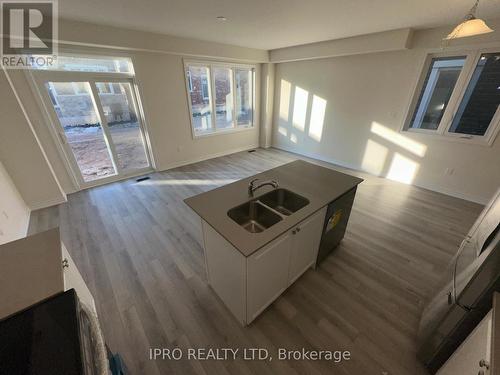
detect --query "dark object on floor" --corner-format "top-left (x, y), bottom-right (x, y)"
top-left (136, 176), bottom-right (151, 182)
top-left (248, 149), bottom-right (256, 153)
top-left (0, 290), bottom-right (82, 375)
top-left (317, 187), bottom-right (357, 265)
top-left (0, 289), bottom-right (125, 375)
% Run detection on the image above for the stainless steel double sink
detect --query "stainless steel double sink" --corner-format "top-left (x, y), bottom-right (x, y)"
top-left (228, 189), bottom-right (309, 233)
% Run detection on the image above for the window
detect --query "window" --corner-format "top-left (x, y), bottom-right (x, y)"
top-left (185, 61), bottom-right (255, 136)
top-left (187, 71), bottom-right (193, 92)
top-left (235, 68), bottom-right (253, 126)
top-left (213, 67), bottom-right (234, 129)
top-left (186, 65), bottom-right (213, 132)
top-left (31, 54), bottom-right (134, 73)
top-left (52, 82), bottom-right (77, 95)
top-left (111, 83), bottom-right (122, 94)
top-left (95, 82), bottom-right (149, 171)
top-left (409, 57), bottom-right (466, 130)
top-left (96, 82), bottom-right (113, 94)
top-left (404, 50), bottom-right (500, 144)
top-left (449, 53), bottom-right (500, 136)
top-left (201, 76), bottom-right (209, 99)
top-left (74, 82), bottom-right (87, 94)
top-left (50, 82), bottom-right (91, 96)
top-left (31, 53), bottom-right (153, 188)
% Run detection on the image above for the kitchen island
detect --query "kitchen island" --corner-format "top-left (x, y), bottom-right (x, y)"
top-left (185, 160), bottom-right (363, 325)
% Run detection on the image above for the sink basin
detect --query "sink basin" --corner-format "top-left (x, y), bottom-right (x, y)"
top-left (228, 200), bottom-right (282, 233)
top-left (259, 189), bottom-right (309, 216)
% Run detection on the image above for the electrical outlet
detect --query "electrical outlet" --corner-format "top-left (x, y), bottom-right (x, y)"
top-left (445, 168), bottom-right (455, 176)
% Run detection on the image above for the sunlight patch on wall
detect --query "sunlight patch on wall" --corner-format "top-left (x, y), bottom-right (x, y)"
top-left (278, 126), bottom-right (288, 137)
top-left (361, 140), bottom-right (388, 176)
top-left (308, 95), bottom-right (327, 142)
top-left (292, 86), bottom-right (309, 131)
top-left (290, 133), bottom-right (298, 144)
top-left (279, 80), bottom-right (292, 121)
top-left (371, 122), bottom-right (427, 157)
top-left (387, 153), bottom-right (419, 184)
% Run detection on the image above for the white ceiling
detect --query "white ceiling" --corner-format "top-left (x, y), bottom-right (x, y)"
top-left (59, 0), bottom-right (500, 50)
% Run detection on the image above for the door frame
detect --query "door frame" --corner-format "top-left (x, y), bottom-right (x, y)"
top-left (29, 70), bottom-right (154, 189)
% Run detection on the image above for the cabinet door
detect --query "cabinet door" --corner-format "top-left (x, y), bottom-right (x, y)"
top-left (247, 233), bottom-right (293, 323)
top-left (62, 243), bottom-right (97, 315)
top-left (289, 207), bottom-right (327, 285)
top-left (437, 311), bottom-right (492, 375)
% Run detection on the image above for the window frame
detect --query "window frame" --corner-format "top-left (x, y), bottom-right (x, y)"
top-left (187, 70), bottom-right (193, 92)
top-left (25, 50), bottom-right (155, 190)
top-left (30, 51), bottom-right (136, 74)
top-left (201, 75), bottom-right (210, 100)
top-left (402, 48), bottom-right (500, 146)
top-left (183, 59), bottom-right (256, 139)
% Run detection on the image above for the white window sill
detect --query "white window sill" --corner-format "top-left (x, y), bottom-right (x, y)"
top-left (193, 125), bottom-right (256, 139)
top-left (402, 128), bottom-right (497, 146)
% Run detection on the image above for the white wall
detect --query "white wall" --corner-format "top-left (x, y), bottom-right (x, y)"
top-left (271, 23), bottom-right (500, 204)
top-left (0, 161), bottom-right (30, 244)
top-left (259, 63), bottom-right (275, 148)
top-left (6, 18), bottom-right (499, 207)
top-left (0, 69), bottom-right (66, 210)
top-left (5, 19), bottom-right (266, 199)
top-left (270, 28), bottom-right (412, 62)
top-left (131, 52), bottom-right (260, 171)
top-left (57, 19), bottom-right (268, 63)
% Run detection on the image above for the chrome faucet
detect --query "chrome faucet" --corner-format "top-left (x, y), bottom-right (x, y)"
top-left (248, 178), bottom-right (279, 196)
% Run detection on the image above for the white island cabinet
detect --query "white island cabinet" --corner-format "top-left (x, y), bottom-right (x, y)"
top-left (202, 206), bottom-right (326, 325)
top-left (0, 228), bottom-right (97, 320)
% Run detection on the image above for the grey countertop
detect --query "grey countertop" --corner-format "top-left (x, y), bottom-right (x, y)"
top-left (184, 160), bottom-right (363, 257)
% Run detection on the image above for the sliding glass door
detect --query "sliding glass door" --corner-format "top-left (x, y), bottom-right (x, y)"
top-left (46, 81), bottom-right (118, 182)
top-left (38, 75), bottom-right (152, 187)
top-left (95, 82), bottom-right (149, 172)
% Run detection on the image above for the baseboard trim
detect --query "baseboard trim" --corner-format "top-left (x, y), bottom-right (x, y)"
top-left (157, 144), bottom-right (260, 172)
top-left (410, 183), bottom-right (489, 205)
top-left (35, 145), bottom-right (260, 206)
top-left (273, 144), bottom-right (489, 205)
top-left (29, 196), bottom-right (67, 211)
top-left (272, 145), bottom-right (361, 173)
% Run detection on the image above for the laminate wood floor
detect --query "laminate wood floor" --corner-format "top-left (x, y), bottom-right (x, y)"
top-left (28, 148), bottom-right (484, 375)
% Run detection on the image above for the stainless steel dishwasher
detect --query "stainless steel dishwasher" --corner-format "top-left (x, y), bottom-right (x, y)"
top-left (316, 186), bottom-right (357, 265)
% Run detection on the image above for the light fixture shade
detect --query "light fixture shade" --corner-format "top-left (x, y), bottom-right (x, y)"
top-left (445, 18), bottom-right (494, 40)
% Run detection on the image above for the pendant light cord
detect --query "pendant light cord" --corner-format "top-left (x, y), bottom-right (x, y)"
top-left (466, 0), bottom-right (480, 21)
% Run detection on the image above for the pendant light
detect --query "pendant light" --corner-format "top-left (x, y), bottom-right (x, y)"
top-left (444, 0), bottom-right (494, 40)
